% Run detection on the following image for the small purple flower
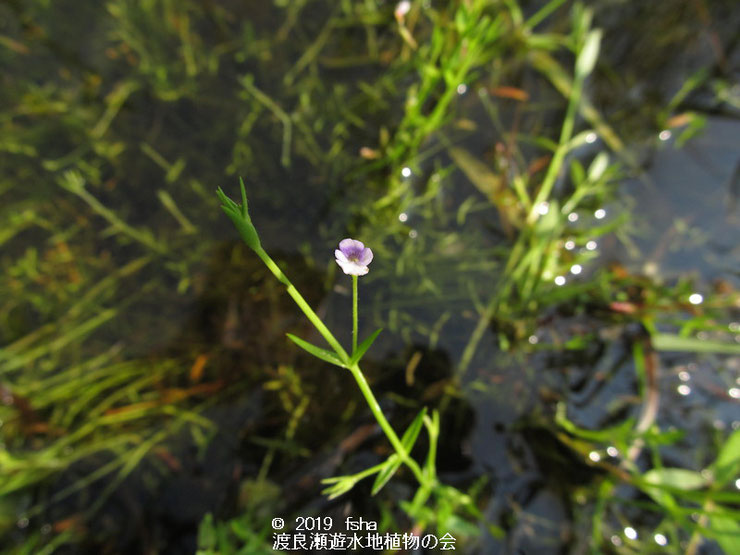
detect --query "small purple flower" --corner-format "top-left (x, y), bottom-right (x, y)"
top-left (335, 238), bottom-right (373, 276)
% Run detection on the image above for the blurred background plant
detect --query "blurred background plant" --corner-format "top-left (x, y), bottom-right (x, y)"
top-left (1, 0), bottom-right (738, 553)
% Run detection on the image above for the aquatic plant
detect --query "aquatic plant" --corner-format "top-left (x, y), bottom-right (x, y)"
top-left (217, 179), bottom-right (479, 529)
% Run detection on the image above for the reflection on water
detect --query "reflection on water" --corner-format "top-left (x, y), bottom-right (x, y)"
top-left (618, 116), bottom-right (740, 285)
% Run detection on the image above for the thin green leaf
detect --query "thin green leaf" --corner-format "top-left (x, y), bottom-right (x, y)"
top-left (710, 513), bottom-right (740, 555)
top-left (712, 429), bottom-right (740, 487)
top-left (216, 187), bottom-right (238, 212)
top-left (653, 333), bottom-right (740, 355)
top-left (371, 454), bottom-right (401, 496)
top-left (371, 408), bottom-right (427, 496)
top-left (575, 29), bottom-right (601, 79)
top-left (401, 407), bottom-right (427, 451)
top-left (350, 328), bottom-right (382, 365)
top-left (286, 334), bottom-right (346, 368)
top-left (239, 177), bottom-right (249, 220)
top-left (643, 468), bottom-right (708, 491)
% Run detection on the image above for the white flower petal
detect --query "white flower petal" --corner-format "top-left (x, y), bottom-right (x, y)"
top-left (336, 258), bottom-right (369, 276)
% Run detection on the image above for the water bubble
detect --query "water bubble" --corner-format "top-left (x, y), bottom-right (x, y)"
top-left (714, 419), bottom-right (726, 430)
top-left (588, 451), bottom-right (601, 462)
top-left (606, 446), bottom-right (619, 457)
top-left (624, 527), bottom-right (637, 540)
top-left (408, 229), bottom-right (418, 239)
top-left (594, 208), bottom-right (606, 219)
top-left (41, 524), bottom-right (52, 535)
top-left (585, 132), bottom-right (598, 144)
top-left (17, 518), bottom-right (29, 529)
top-left (643, 261), bottom-right (658, 276)
top-left (570, 264), bottom-right (583, 275)
top-left (610, 535), bottom-right (622, 546)
top-left (735, 478), bottom-right (740, 490)
top-left (554, 276), bottom-right (566, 286)
top-left (654, 533), bottom-right (667, 546)
top-left (729, 388), bottom-right (740, 399)
top-left (536, 201), bottom-right (550, 215)
top-left (688, 293), bottom-right (703, 305)
top-left (729, 322), bottom-right (740, 332)
top-left (586, 240), bottom-right (597, 250)
top-left (659, 130), bottom-right (672, 141)
top-left (528, 335), bottom-right (539, 345)
top-left (564, 240), bottom-right (575, 250)
top-left (398, 212), bottom-right (408, 222)
top-left (678, 371), bottom-right (690, 381)
top-left (568, 212), bottom-right (579, 222)
top-left (677, 384), bottom-right (691, 396)
top-left (456, 84), bottom-right (468, 95)
top-left (401, 167), bottom-right (412, 178)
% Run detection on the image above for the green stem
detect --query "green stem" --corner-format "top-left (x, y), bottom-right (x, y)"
top-left (347, 362), bottom-right (429, 487)
top-left (352, 274), bottom-right (358, 354)
top-left (252, 246), bottom-right (433, 490)
top-left (255, 248), bottom-right (349, 361)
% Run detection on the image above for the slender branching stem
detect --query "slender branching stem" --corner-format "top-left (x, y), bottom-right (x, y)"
top-left (252, 245), bottom-right (432, 488)
top-left (347, 362), bottom-right (429, 487)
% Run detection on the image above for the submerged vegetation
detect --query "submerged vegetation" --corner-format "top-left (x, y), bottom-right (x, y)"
top-left (1, 0), bottom-right (738, 553)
